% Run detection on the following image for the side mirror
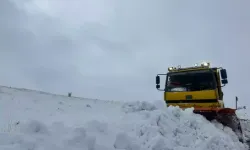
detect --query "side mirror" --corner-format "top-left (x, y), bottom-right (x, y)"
top-left (156, 75), bottom-right (160, 84)
top-left (221, 79), bottom-right (228, 84)
top-left (220, 69), bottom-right (227, 79)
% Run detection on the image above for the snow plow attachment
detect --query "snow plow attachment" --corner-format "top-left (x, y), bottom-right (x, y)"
top-left (155, 63), bottom-right (246, 143)
top-left (193, 107), bottom-right (244, 142)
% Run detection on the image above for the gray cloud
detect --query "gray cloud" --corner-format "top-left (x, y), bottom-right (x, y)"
top-left (1, 0), bottom-right (250, 108)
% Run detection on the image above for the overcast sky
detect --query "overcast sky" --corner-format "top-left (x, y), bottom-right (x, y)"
top-left (1, 0), bottom-right (250, 108)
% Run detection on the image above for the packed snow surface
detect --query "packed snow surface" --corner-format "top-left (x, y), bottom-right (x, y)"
top-left (0, 86), bottom-right (249, 150)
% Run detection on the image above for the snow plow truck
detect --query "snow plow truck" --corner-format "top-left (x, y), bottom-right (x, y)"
top-left (155, 62), bottom-right (244, 142)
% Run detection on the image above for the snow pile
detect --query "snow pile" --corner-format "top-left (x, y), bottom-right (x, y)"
top-left (121, 105), bottom-right (247, 150)
top-left (0, 86), bottom-right (249, 150)
top-left (237, 109), bottom-right (250, 120)
top-left (122, 101), bottom-right (157, 113)
top-left (0, 121), bottom-right (102, 150)
top-left (236, 108), bottom-right (250, 143)
top-left (240, 119), bottom-right (250, 145)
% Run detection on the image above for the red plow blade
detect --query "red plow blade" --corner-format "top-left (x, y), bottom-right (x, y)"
top-left (193, 107), bottom-right (244, 142)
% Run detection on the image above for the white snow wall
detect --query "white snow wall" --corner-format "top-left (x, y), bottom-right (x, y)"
top-left (0, 86), bottom-right (249, 150)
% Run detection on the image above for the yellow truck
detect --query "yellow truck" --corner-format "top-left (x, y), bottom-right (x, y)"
top-left (155, 62), bottom-right (244, 142)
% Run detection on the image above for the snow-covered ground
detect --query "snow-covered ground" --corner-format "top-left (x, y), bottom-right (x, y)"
top-left (0, 86), bottom-right (249, 150)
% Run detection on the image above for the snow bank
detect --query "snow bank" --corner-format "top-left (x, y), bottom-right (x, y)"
top-left (0, 86), bottom-right (249, 150)
top-left (120, 103), bottom-right (248, 150)
top-left (1, 106), bottom-right (248, 150)
top-left (235, 108), bottom-right (250, 144)
top-left (122, 101), bottom-right (157, 113)
top-left (240, 119), bottom-right (250, 145)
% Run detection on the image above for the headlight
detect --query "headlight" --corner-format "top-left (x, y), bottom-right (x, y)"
top-left (201, 62), bottom-right (210, 67)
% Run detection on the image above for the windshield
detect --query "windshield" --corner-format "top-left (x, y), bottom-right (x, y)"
top-left (165, 70), bottom-right (216, 92)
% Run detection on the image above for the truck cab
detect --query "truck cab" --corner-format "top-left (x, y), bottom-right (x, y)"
top-left (156, 62), bottom-right (228, 109)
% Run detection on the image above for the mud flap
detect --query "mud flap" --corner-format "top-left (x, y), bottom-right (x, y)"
top-left (193, 108), bottom-right (244, 143)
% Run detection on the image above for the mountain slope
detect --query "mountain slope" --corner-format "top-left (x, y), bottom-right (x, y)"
top-left (0, 86), bottom-right (248, 150)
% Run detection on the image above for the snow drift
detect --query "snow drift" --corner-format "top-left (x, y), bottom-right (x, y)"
top-left (0, 86), bottom-right (249, 150)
